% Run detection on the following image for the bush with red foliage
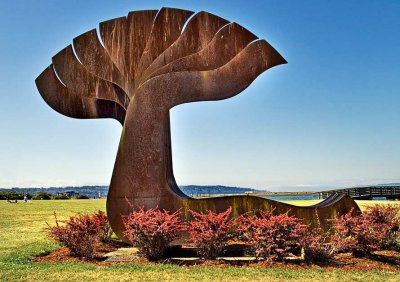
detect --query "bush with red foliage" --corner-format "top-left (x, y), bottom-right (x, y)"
top-left (237, 209), bottom-right (307, 261)
top-left (187, 208), bottom-right (235, 259)
top-left (47, 210), bottom-right (109, 259)
top-left (122, 206), bottom-right (184, 261)
top-left (364, 205), bottom-right (400, 250)
top-left (300, 211), bottom-right (335, 261)
top-left (92, 210), bottom-right (113, 242)
top-left (329, 208), bottom-right (391, 257)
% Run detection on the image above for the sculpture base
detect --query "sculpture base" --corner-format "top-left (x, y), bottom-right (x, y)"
top-left (107, 193), bottom-right (360, 242)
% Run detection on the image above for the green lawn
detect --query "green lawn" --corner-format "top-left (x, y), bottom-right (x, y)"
top-left (279, 199), bottom-right (398, 210)
top-left (0, 199), bottom-right (399, 281)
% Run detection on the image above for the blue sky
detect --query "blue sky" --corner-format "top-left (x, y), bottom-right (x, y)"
top-left (0, 0), bottom-right (399, 190)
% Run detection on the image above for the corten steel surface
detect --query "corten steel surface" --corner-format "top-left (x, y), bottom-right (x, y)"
top-left (36, 8), bottom-right (360, 240)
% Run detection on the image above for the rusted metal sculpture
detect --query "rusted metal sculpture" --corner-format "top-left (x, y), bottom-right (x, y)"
top-left (36, 8), bottom-right (360, 240)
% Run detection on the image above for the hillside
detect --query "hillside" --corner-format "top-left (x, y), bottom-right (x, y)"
top-left (180, 185), bottom-right (266, 195)
top-left (0, 185), bottom-right (267, 198)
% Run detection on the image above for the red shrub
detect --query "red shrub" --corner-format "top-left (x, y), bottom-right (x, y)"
top-left (47, 211), bottom-right (107, 259)
top-left (364, 205), bottom-right (400, 250)
top-left (92, 210), bottom-right (113, 242)
top-left (328, 210), bottom-right (357, 254)
top-left (237, 209), bottom-right (307, 261)
top-left (122, 207), bottom-right (184, 261)
top-left (329, 208), bottom-right (391, 256)
top-left (187, 208), bottom-right (235, 259)
top-left (235, 211), bottom-right (257, 240)
top-left (300, 211), bottom-right (334, 261)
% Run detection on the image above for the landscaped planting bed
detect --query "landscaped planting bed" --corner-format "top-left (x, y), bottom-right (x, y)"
top-left (39, 202), bottom-right (400, 272)
top-left (2, 199), bottom-right (399, 281)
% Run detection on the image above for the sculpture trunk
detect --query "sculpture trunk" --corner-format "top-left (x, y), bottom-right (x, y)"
top-left (107, 92), bottom-right (182, 238)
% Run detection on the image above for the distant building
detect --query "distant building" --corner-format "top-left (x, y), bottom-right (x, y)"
top-left (56, 191), bottom-right (79, 198)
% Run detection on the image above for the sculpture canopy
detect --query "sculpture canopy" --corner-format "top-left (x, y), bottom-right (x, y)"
top-left (36, 7), bottom-right (359, 240)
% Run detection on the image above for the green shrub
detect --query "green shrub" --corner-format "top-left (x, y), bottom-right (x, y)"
top-left (52, 194), bottom-right (70, 200)
top-left (75, 194), bottom-right (90, 199)
top-left (32, 192), bottom-right (52, 200)
top-left (0, 192), bottom-right (31, 200)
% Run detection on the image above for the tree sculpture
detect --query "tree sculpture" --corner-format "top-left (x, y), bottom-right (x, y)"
top-left (36, 8), bottom-right (359, 240)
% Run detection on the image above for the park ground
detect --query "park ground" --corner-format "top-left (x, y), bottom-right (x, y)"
top-left (0, 199), bottom-right (399, 281)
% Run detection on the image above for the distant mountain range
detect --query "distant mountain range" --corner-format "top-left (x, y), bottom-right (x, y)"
top-left (0, 186), bottom-right (109, 198)
top-left (0, 185), bottom-right (267, 198)
top-left (180, 185), bottom-right (266, 195)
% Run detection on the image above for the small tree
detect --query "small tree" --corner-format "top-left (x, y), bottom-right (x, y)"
top-left (187, 208), bottom-right (235, 259)
top-left (122, 206), bottom-right (184, 261)
top-left (32, 192), bottom-right (52, 200)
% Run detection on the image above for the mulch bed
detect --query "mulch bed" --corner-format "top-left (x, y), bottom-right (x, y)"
top-left (32, 240), bottom-right (400, 272)
top-left (32, 240), bottom-right (128, 264)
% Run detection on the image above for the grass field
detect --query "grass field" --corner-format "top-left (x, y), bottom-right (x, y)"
top-left (278, 199), bottom-right (396, 209)
top-left (0, 199), bottom-right (399, 281)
